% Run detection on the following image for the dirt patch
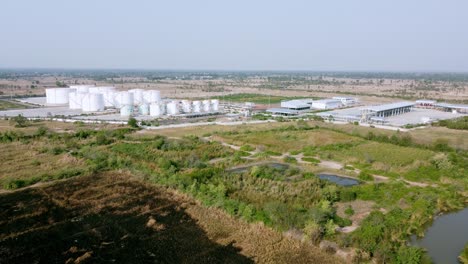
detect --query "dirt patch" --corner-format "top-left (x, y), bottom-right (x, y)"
top-left (336, 200), bottom-right (376, 232)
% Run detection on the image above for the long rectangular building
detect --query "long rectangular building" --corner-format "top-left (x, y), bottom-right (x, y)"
top-left (434, 103), bottom-right (468, 114)
top-left (362, 102), bottom-right (414, 118)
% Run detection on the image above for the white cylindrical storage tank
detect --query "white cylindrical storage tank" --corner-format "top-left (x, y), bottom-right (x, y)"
top-left (181, 100), bottom-right (192, 113)
top-left (119, 92), bottom-right (134, 116)
top-left (160, 101), bottom-right (166, 115)
top-left (144, 90), bottom-right (161, 104)
top-left (166, 101), bottom-right (179, 115)
top-left (82, 93), bottom-right (104, 112)
top-left (69, 85), bottom-right (95, 93)
top-left (202, 100), bottom-right (211, 112)
top-left (88, 87), bottom-right (100, 94)
top-left (138, 104), bottom-right (149, 115)
top-left (211, 99), bottom-right (219, 112)
top-left (103, 91), bottom-right (117, 108)
top-left (69, 92), bottom-right (78, 109)
top-left (192, 101), bottom-right (201, 113)
top-left (69, 92), bottom-right (87, 109)
top-left (150, 103), bottom-right (163, 117)
top-left (120, 105), bottom-right (134, 116)
top-left (129, 89), bottom-right (145, 105)
top-left (46, 88), bottom-right (71, 105)
top-left (114, 91), bottom-right (134, 109)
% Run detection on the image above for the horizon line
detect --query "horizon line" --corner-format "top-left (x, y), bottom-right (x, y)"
top-left (1, 67), bottom-right (468, 74)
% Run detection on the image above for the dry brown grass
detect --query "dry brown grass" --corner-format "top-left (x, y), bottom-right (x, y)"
top-left (136, 122), bottom-right (287, 138)
top-left (0, 141), bottom-right (87, 182)
top-left (186, 198), bottom-right (343, 264)
top-left (0, 119), bottom-right (122, 134)
top-left (408, 126), bottom-right (468, 150)
top-left (213, 129), bottom-right (360, 153)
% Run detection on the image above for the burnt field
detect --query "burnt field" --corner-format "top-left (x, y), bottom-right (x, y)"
top-left (0, 173), bottom-right (252, 264)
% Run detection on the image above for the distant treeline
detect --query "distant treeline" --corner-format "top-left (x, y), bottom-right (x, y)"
top-left (2, 69), bottom-right (468, 82)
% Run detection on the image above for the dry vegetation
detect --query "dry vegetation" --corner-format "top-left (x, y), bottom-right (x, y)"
top-left (0, 142), bottom-right (86, 181)
top-left (0, 172), bottom-right (342, 264)
top-left (214, 129), bottom-right (361, 153)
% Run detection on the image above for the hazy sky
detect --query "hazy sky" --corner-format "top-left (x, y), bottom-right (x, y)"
top-left (1, 0), bottom-right (468, 71)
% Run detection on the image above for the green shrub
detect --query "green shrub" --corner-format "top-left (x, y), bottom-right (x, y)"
top-left (340, 189), bottom-right (357, 202)
top-left (128, 117), bottom-right (138, 128)
top-left (395, 246), bottom-right (425, 264)
top-left (35, 126), bottom-right (48, 137)
top-left (345, 205), bottom-right (355, 216)
top-left (303, 157), bottom-right (320, 163)
top-left (283, 156), bottom-right (297, 164)
top-left (240, 144), bottom-right (255, 152)
top-left (10, 114), bottom-right (29, 128)
top-left (358, 171), bottom-right (373, 181)
top-left (95, 133), bottom-right (114, 145)
top-left (50, 146), bottom-right (65, 155)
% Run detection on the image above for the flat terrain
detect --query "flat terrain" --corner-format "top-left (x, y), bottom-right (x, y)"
top-left (0, 172), bottom-right (342, 264)
top-left (1, 109), bottom-right (467, 263)
top-left (214, 129), bottom-right (361, 153)
top-left (2, 72), bottom-right (468, 103)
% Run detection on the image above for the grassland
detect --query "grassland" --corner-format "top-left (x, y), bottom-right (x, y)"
top-left (0, 142), bottom-right (88, 188)
top-left (138, 122), bottom-right (287, 138)
top-left (1, 118), bottom-right (467, 263)
top-left (214, 129), bottom-right (361, 153)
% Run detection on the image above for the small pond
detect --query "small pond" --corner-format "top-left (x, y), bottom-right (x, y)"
top-left (411, 207), bottom-right (468, 264)
top-left (317, 174), bottom-right (360, 186)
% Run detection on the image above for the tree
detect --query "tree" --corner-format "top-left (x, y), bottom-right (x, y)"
top-left (10, 114), bottom-right (29, 128)
top-left (55, 81), bottom-right (67, 87)
top-left (128, 117), bottom-right (138, 128)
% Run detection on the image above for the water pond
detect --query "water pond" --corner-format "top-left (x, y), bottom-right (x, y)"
top-left (411, 207), bottom-right (468, 264)
top-left (317, 173), bottom-right (360, 186)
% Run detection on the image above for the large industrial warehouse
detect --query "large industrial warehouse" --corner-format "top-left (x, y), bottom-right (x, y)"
top-left (361, 102), bottom-right (414, 118)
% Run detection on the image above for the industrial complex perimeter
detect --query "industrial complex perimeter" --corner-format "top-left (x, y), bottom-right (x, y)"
top-left (1, 85), bottom-right (467, 130)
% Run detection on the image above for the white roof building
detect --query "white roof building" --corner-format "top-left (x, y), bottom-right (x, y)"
top-left (312, 99), bottom-right (342, 109)
top-left (332, 97), bottom-right (357, 105)
top-left (280, 99), bottom-right (313, 110)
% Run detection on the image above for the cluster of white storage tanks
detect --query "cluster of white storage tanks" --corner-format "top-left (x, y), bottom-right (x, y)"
top-left (45, 85), bottom-right (220, 117)
top-left (148, 99), bottom-right (220, 117)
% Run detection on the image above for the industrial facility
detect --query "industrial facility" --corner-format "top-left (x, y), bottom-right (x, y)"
top-left (267, 97), bottom-right (356, 115)
top-left (44, 85), bottom-right (221, 118)
top-left (1, 87), bottom-right (466, 129)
